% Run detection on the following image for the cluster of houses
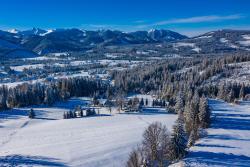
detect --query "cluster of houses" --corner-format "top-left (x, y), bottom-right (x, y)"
top-left (63, 107), bottom-right (97, 119)
top-left (63, 96), bottom-right (169, 119)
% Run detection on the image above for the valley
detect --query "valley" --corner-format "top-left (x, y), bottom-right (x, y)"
top-left (1, 27), bottom-right (250, 167)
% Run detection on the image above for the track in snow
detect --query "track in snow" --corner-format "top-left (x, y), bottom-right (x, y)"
top-left (0, 103), bottom-right (177, 167)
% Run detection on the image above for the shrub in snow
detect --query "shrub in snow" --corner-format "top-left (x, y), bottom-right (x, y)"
top-left (126, 147), bottom-right (144, 167)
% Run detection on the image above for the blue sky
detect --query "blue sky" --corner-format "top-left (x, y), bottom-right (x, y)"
top-left (1, 0), bottom-right (250, 36)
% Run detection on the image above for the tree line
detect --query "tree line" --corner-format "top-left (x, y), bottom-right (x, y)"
top-left (0, 77), bottom-right (107, 111)
top-left (112, 54), bottom-right (250, 106)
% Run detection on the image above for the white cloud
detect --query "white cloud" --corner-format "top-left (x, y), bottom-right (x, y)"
top-left (133, 20), bottom-right (146, 24)
top-left (135, 14), bottom-right (245, 28)
top-left (80, 14), bottom-right (247, 34)
top-left (172, 24), bottom-right (250, 37)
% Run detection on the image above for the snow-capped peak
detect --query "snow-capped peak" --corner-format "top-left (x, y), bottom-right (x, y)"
top-left (8, 29), bottom-right (20, 34)
top-left (148, 29), bottom-right (157, 33)
top-left (40, 29), bottom-right (54, 36)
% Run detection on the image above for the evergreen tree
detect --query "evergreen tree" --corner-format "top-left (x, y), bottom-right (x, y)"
top-left (228, 88), bottom-right (235, 103)
top-left (218, 83), bottom-right (226, 100)
top-left (80, 110), bottom-right (83, 117)
top-left (63, 112), bottom-right (67, 119)
top-left (169, 117), bottom-right (187, 161)
top-left (67, 111), bottom-right (71, 119)
top-left (69, 110), bottom-right (74, 118)
top-left (73, 111), bottom-right (76, 118)
top-left (29, 109), bottom-right (35, 119)
top-left (199, 95), bottom-right (210, 128)
top-left (187, 130), bottom-right (196, 148)
top-left (175, 91), bottom-right (184, 114)
top-left (239, 84), bottom-right (245, 100)
top-left (184, 101), bottom-right (198, 135)
top-left (0, 86), bottom-right (8, 110)
top-left (139, 98), bottom-right (144, 107)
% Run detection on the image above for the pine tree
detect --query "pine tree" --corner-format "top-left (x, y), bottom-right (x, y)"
top-left (69, 110), bottom-right (73, 118)
top-left (184, 101), bottom-right (198, 135)
top-left (80, 110), bottom-right (83, 117)
top-left (152, 100), bottom-right (155, 107)
top-left (73, 111), bottom-right (76, 118)
top-left (139, 98), bottom-right (144, 107)
top-left (193, 90), bottom-right (200, 109)
top-left (63, 112), bottom-right (67, 119)
top-left (187, 130), bottom-right (196, 148)
top-left (29, 109), bottom-right (35, 119)
top-left (145, 99), bottom-right (148, 106)
top-left (169, 117), bottom-right (187, 161)
top-left (228, 88), bottom-right (235, 103)
top-left (0, 86), bottom-right (8, 110)
top-left (175, 91), bottom-right (184, 114)
top-left (239, 84), bottom-right (245, 100)
top-left (67, 111), bottom-right (71, 119)
top-left (199, 95), bottom-right (210, 128)
top-left (218, 83), bottom-right (226, 100)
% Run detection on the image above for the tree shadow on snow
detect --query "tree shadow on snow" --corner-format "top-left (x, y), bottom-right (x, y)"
top-left (195, 143), bottom-right (238, 149)
top-left (53, 98), bottom-right (91, 110)
top-left (186, 151), bottom-right (250, 167)
top-left (120, 111), bottom-right (170, 116)
top-left (214, 113), bottom-right (250, 118)
top-left (84, 114), bottom-right (112, 118)
top-left (0, 154), bottom-right (67, 167)
top-left (239, 101), bottom-right (250, 105)
top-left (0, 108), bottom-right (28, 120)
top-left (34, 117), bottom-right (58, 121)
top-left (204, 134), bottom-right (250, 141)
top-left (212, 117), bottom-right (250, 131)
top-left (0, 108), bottom-right (28, 124)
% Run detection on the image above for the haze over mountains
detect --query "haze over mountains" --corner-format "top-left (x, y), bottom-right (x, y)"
top-left (1, 28), bottom-right (250, 58)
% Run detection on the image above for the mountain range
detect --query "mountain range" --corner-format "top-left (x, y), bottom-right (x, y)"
top-left (0, 28), bottom-right (250, 58)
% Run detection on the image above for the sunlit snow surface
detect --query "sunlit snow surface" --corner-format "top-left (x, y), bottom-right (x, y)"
top-left (0, 97), bottom-right (177, 167)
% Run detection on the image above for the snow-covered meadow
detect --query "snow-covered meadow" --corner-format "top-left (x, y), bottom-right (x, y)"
top-left (0, 98), bottom-right (177, 167)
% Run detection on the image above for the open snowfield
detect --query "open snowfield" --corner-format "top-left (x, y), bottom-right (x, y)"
top-left (182, 99), bottom-right (250, 167)
top-left (0, 98), bottom-right (177, 167)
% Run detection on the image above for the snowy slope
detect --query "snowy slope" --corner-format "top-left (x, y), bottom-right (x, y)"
top-left (0, 38), bottom-right (38, 59)
top-left (182, 99), bottom-right (250, 167)
top-left (0, 98), bottom-right (177, 167)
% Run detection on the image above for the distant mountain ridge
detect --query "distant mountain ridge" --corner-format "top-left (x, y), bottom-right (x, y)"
top-left (1, 28), bottom-right (187, 55)
top-left (171, 29), bottom-right (250, 54)
top-left (0, 28), bottom-right (250, 58)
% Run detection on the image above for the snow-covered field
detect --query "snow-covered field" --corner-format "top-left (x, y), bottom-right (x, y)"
top-left (182, 99), bottom-right (250, 167)
top-left (0, 98), bottom-right (177, 167)
top-left (173, 42), bottom-right (201, 53)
